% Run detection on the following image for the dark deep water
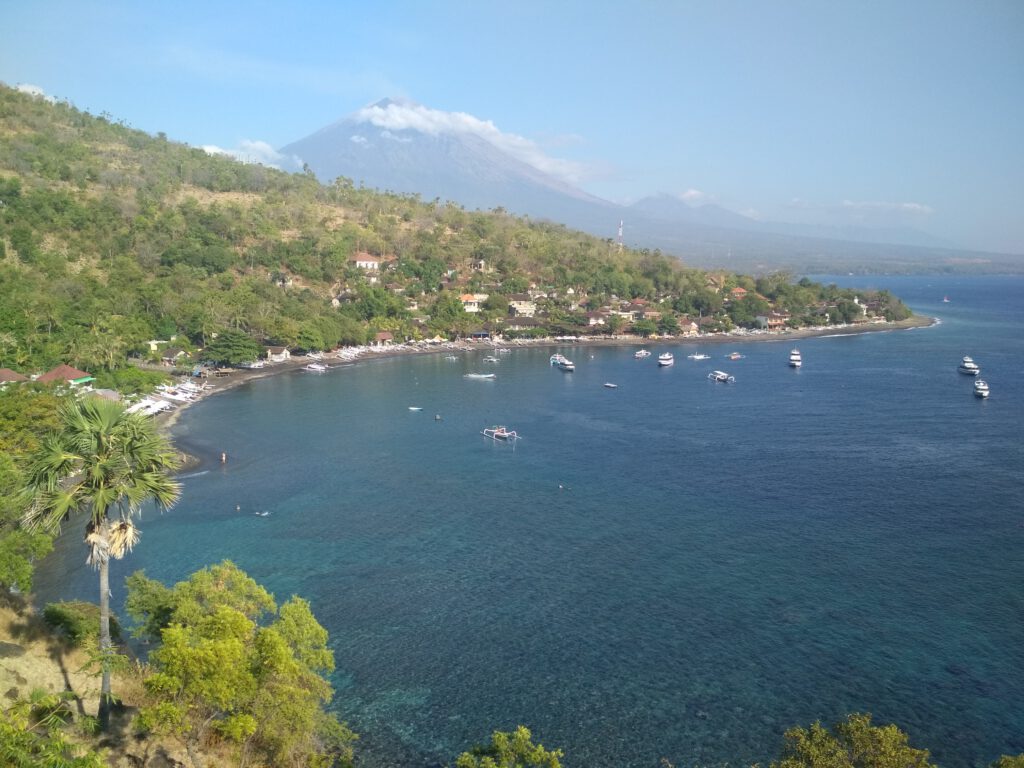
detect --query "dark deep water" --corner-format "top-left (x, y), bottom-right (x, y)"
top-left (35, 275), bottom-right (1024, 766)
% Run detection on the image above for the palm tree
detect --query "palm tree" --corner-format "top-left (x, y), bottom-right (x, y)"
top-left (22, 397), bottom-right (181, 729)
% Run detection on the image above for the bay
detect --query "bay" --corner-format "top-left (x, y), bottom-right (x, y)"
top-left (34, 275), bottom-right (1024, 766)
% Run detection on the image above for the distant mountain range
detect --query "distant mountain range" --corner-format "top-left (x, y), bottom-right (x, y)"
top-left (282, 99), bottom-right (1019, 274)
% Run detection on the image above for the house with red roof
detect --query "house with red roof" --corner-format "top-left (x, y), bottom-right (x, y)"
top-left (36, 364), bottom-right (95, 386)
top-left (0, 368), bottom-right (29, 385)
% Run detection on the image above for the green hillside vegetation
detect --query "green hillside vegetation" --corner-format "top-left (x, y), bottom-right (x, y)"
top-left (0, 82), bottom-right (909, 383)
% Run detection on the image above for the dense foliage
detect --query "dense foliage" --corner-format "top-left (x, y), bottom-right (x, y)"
top-left (126, 560), bottom-right (356, 768)
top-left (0, 689), bottom-right (105, 768)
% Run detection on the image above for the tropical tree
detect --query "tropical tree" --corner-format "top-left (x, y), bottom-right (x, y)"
top-left (21, 397), bottom-right (181, 729)
top-left (455, 726), bottom-right (563, 768)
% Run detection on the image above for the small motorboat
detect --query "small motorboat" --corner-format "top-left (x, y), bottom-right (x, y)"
top-left (604, 382), bottom-right (618, 389)
top-left (727, 352), bottom-right (745, 360)
top-left (974, 380), bottom-right (989, 398)
top-left (658, 353), bottom-right (674, 367)
top-left (482, 355), bottom-right (500, 363)
top-left (481, 425), bottom-right (519, 441)
top-left (708, 370), bottom-right (736, 383)
top-left (634, 349), bottom-right (652, 359)
top-left (687, 353), bottom-right (710, 360)
top-left (408, 406), bottom-right (423, 411)
top-left (464, 373), bottom-right (496, 380)
top-left (958, 356), bottom-right (980, 375)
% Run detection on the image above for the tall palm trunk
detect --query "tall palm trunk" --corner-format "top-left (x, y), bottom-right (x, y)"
top-left (98, 528), bottom-right (112, 730)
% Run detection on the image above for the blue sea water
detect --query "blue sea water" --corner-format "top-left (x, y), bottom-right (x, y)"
top-left (34, 275), bottom-right (1024, 767)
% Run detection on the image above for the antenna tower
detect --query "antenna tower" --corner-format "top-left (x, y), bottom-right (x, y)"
top-left (617, 220), bottom-right (624, 253)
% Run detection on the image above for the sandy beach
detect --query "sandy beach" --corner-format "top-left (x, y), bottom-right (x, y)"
top-left (157, 313), bottom-right (936, 460)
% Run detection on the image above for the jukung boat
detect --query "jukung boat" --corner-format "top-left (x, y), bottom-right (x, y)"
top-left (708, 370), bottom-right (736, 383)
top-left (481, 425), bottom-right (519, 441)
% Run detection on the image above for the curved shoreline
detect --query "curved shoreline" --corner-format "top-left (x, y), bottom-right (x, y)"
top-left (160, 314), bottom-right (936, 466)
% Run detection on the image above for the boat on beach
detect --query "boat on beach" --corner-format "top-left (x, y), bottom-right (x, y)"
top-left (958, 356), bottom-right (980, 375)
top-left (303, 362), bottom-right (328, 372)
top-left (481, 425), bottom-right (519, 441)
top-left (708, 370), bottom-right (736, 383)
top-left (974, 380), bottom-right (989, 398)
top-left (789, 349), bottom-right (802, 367)
top-left (658, 352), bottom-right (674, 366)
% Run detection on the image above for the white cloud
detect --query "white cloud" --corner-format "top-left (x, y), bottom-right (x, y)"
top-left (15, 84), bottom-right (56, 103)
top-left (350, 135), bottom-right (368, 145)
top-left (678, 188), bottom-right (706, 203)
top-left (381, 130), bottom-right (412, 144)
top-left (354, 101), bottom-right (589, 185)
top-left (841, 200), bottom-right (933, 215)
top-left (201, 140), bottom-right (303, 171)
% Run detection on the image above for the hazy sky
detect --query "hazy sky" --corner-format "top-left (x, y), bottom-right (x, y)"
top-left (2, 1), bottom-right (1022, 254)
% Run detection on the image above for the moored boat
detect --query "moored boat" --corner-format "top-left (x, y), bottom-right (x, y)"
top-left (550, 353), bottom-right (575, 371)
top-left (789, 349), bottom-right (802, 367)
top-left (482, 355), bottom-right (500, 363)
top-left (634, 349), bottom-right (652, 359)
top-left (604, 382), bottom-right (618, 389)
top-left (658, 352), bottom-right (674, 367)
top-left (727, 352), bottom-right (745, 360)
top-left (687, 353), bottom-right (710, 360)
top-left (708, 370), bottom-right (736, 383)
top-left (974, 380), bottom-right (990, 398)
top-left (958, 356), bottom-right (980, 375)
top-left (481, 425), bottom-right (519, 441)
top-left (464, 373), bottom-right (496, 380)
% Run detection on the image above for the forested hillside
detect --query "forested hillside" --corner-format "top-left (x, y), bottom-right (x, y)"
top-left (0, 83), bottom-right (909, 383)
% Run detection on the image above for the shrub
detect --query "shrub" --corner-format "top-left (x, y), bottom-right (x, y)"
top-left (43, 601), bottom-right (121, 647)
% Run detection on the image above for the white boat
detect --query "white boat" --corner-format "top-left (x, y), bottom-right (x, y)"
top-left (974, 380), bottom-right (989, 398)
top-left (445, 355), bottom-right (460, 361)
top-left (727, 352), bottom-right (745, 360)
top-left (408, 406), bottom-right (423, 411)
top-left (943, 296), bottom-right (951, 303)
top-left (708, 370), bottom-right (736, 383)
top-left (550, 353), bottom-right (575, 371)
top-left (303, 362), bottom-right (328, 372)
top-left (789, 349), bottom-right (802, 367)
top-left (604, 382), bottom-right (618, 389)
top-left (958, 356), bottom-right (980, 375)
top-left (634, 349), bottom-right (652, 359)
top-left (464, 373), bottom-right (496, 380)
top-left (658, 353), bottom-right (674, 367)
top-left (482, 355), bottom-right (500, 363)
top-left (687, 353), bottom-right (710, 360)
top-left (481, 425), bottom-right (519, 441)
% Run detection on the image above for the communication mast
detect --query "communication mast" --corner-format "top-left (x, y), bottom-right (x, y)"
top-left (617, 220), bottom-right (624, 253)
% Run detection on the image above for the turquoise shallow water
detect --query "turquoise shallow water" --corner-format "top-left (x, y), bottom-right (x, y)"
top-left (35, 275), bottom-right (1024, 766)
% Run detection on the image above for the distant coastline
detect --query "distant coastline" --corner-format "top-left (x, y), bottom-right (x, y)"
top-left (159, 313), bottom-right (934, 469)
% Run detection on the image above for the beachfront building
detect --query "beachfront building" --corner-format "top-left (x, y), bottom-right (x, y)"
top-left (373, 331), bottom-right (394, 347)
top-left (265, 346), bottom-right (291, 363)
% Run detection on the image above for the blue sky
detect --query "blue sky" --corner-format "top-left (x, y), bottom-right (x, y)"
top-left (1, 1), bottom-right (1022, 254)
